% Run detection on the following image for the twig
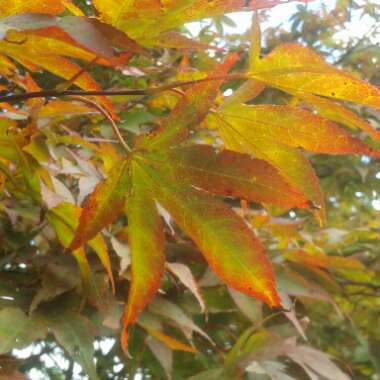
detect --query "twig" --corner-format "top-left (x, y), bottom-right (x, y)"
top-left (56, 55), bottom-right (100, 92)
top-left (67, 95), bottom-right (131, 153)
top-left (0, 73), bottom-right (247, 103)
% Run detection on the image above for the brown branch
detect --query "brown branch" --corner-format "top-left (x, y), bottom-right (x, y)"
top-left (67, 95), bottom-right (131, 153)
top-left (0, 73), bottom-right (247, 103)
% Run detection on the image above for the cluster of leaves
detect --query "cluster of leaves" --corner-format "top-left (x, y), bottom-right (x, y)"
top-left (0, 0), bottom-right (379, 379)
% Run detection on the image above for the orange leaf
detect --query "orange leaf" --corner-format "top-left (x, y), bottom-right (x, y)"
top-left (1, 14), bottom-right (139, 62)
top-left (0, 0), bottom-right (64, 17)
top-left (69, 159), bottom-right (130, 250)
top-left (139, 159), bottom-right (280, 307)
top-left (0, 31), bottom-right (114, 113)
top-left (121, 162), bottom-right (165, 352)
top-left (140, 325), bottom-right (196, 353)
top-left (299, 93), bottom-right (380, 144)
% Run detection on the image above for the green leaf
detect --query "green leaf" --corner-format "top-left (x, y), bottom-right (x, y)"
top-left (0, 308), bottom-right (47, 354)
top-left (42, 306), bottom-right (99, 380)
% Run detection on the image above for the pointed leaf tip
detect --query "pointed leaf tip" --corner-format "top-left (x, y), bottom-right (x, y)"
top-left (121, 162), bottom-right (165, 352)
top-left (140, 162), bottom-right (280, 308)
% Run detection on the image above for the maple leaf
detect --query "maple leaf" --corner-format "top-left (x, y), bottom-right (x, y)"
top-left (93, 0), bottom-right (305, 42)
top-left (131, 155), bottom-right (280, 308)
top-left (219, 104), bottom-right (380, 157)
top-left (69, 148), bottom-right (282, 349)
top-left (251, 43), bottom-right (380, 109)
top-left (121, 161), bottom-right (165, 351)
top-left (206, 111), bottom-right (325, 220)
top-left (145, 145), bottom-right (309, 209)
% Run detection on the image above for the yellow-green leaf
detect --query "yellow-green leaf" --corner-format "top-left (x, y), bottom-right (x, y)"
top-left (253, 43), bottom-right (380, 109)
top-left (121, 161), bottom-right (165, 351)
top-left (93, 0), bottom-right (300, 42)
top-left (220, 104), bottom-right (379, 156)
top-left (139, 53), bottom-right (238, 150)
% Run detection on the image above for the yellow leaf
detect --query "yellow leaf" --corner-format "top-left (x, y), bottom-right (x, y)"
top-left (253, 43), bottom-right (380, 109)
top-left (93, 0), bottom-right (301, 42)
top-left (0, 0), bottom-right (64, 18)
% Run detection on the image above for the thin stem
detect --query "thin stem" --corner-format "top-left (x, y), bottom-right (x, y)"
top-left (0, 73), bottom-right (247, 103)
top-left (56, 55), bottom-right (100, 92)
top-left (67, 95), bottom-right (131, 153)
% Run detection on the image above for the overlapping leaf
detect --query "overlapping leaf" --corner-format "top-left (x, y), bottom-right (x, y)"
top-left (68, 160), bottom-right (130, 251)
top-left (48, 202), bottom-right (115, 291)
top-left (42, 305), bottom-right (99, 380)
top-left (93, 0), bottom-right (303, 42)
top-left (138, 53), bottom-right (239, 150)
top-left (219, 104), bottom-right (380, 156)
top-left (298, 93), bottom-right (380, 143)
top-left (207, 111), bottom-right (325, 217)
top-left (145, 145), bottom-right (309, 208)
top-left (0, 16), bottom-right (118, 113)
top-left (0, 14), bottom-right (143, 60)
top-left (0, 308), bottom-right (47, 354)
